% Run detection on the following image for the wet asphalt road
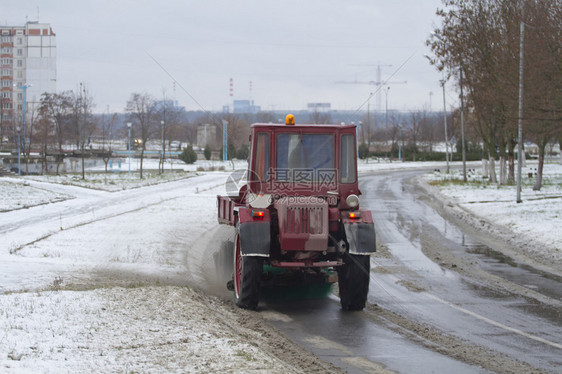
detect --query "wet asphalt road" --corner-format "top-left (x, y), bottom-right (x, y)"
top-left (261, 170), bottom-right (562, 373)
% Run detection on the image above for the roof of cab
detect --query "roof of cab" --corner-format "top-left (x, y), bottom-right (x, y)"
top-left (250, 123), bottom-right (356, 130)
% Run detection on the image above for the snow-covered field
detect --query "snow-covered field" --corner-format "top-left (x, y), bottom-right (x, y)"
top-left (421, 161), bottom-right (562, 268)
top-left (1, 157), bottom-right (560, 372)
top-left (1, 169), bottom-right (324, 372)
top-left (0, 180), bottom-right (73, 212)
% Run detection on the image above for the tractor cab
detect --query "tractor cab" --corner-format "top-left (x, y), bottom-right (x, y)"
top-left (244, 120), bottom-right (360, 211)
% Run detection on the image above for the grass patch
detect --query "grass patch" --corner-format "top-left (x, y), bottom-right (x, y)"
top-left (428, 178), bottom-right (489, 187)
top-left (25, 171), bottom-right (194, 192)
top-left (235, 349), bottom-right (256, 361)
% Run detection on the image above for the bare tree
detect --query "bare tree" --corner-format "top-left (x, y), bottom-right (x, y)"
top-left (428, 0), bottom-right (561, 188)
top-left (23, 103), bottom-right (40, 174)
top-left (418, 107), bottom-right (436, 153)
top-left (71, 84), bottom-right (96, 179)
top-left (100, 111), bottom-right (117, 173)
top-left (36, 97), bottom-right (55, 174)
top-left (155, 97), bottom-right (185, 173)
top-left (218, 113), bottom-right (251, 156)
top-left (125, 92), bottom-right (156, 179)
top-left (409, 111), bottom-right (423, 161)
top-left (40, 92), bottom-right (73, 174)
top-left (525, 0), bottom-right (562, 190)
top-left (309, 110), bottom-right (332, 125)
top-left (255, 112), bottom-right (276, 124)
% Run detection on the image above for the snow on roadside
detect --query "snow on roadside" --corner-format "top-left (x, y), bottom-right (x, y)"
top-left (23, 171), bottom-right (195, 192)
top-left (0, 180), bottom-right (73, 212)
top-left (23, 157), bottom-right (246, 192)
top-left (85, 157), bottom-right (247, 174)
top-left (0, 287), bottom-right (301, 373)
top-left (1, 172), bottom-right (333, 373)
top-left (422, 162), bottom-right (562, 268)
top-left (358, 159), bottom-right (449, 173)
top-left (1, 173), bottom-right (230, 292)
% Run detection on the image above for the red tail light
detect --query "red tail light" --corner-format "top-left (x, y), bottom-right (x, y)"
top-left (252, 210), bottom-right (265, 218)
top-left (348, 211), bottom-right (361, 219)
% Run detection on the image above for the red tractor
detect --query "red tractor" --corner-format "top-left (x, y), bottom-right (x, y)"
top-left (218, 115), bottom-right (375, 310)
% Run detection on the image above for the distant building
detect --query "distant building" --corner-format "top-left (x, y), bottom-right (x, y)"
top-left (233, 100), bottom-right (260, 114)
top-left (1, 21), bottom-right (56, 138)
top-left (154, 99), bottom-right (185, 112)
top-left (197, 123), bottom-right (216, 149)
top-left (307, 103), bottom-right (331, 112)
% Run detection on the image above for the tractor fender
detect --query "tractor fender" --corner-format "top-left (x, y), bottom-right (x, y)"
top-left (238, 207), bottom-right (270, 257)
top-left (342, 210), bottom-right (376, 255)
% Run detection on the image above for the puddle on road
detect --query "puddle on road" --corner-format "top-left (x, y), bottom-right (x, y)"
top-left (362, 173), bottom-right (562, 303)
top-left (456, 238), bottom-right (562, 301)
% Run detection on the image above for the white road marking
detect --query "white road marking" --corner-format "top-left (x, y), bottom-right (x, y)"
top-left (378, 271), bottom-right (562, 350)
top-left (422, 291), bottom-right (562, 350)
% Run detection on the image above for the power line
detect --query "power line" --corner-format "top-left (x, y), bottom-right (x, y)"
top-left (146, 51), bottom-right (222, 125)
top-left (348, 51), bottom-right (417, 122)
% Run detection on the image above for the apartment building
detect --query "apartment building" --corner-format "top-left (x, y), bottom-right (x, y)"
top-left (0, 21), bottom-right (56, 141)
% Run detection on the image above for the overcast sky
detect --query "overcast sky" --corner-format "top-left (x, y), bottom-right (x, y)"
top-left (4, 0), bottom-right (456, 114)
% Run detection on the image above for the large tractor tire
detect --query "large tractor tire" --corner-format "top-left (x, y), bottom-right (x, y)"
top-left (337, 253), bottom-right (371, 311)
top-left (233, 233), bottom-right (263, 310)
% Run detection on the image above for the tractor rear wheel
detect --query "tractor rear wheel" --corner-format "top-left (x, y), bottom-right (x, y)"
top-left (234, 233), bottom-right (263, 310)
top-left (337, 253), bottom-right (371, 311)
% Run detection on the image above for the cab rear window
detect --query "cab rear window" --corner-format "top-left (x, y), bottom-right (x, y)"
top-left (276, 133), bottom-right (334, 173)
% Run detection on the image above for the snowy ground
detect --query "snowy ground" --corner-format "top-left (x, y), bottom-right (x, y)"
top-left (0, 165), bottom-right (338, 373)
top-left (420, 161), bottom-right (562, 270)
top-left (0, 180), bottom-right (73, 212)
top-left (1, 158), bottom-right (560, 372)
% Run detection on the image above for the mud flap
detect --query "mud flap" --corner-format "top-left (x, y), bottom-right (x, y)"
top-left (239, 221), bottom-right (270, 257)
top-left (344, 222), bottom-right (376, 255)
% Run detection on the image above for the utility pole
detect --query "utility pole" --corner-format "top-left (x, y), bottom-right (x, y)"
top-left (80, 83), bottom-right (85, 180)
top-left (460, 68), bottom-right (467, 182)
top-left (516, 16), bottom-right (525, 203)
top-left (441, 79), bottom-right (450, 173)
top-left (336, 63), bottom-right (406, 115)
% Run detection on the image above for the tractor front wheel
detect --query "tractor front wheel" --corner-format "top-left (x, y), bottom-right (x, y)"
top-left (337, 253), bottom-right (371, 311)
top-left (234, 233), bottom-right (263, 310)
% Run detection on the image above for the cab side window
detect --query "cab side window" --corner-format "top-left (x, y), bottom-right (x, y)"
top-left (340, 134), bottom-right (357, 183)
top-left (254, 133), bottom-right (269, 181)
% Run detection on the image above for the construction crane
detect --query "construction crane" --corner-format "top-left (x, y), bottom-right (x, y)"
top-left (336, 63), bottom-right (407, 112)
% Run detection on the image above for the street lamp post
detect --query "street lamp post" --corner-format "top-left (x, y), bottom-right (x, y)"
top-left (441, 79), bottom-right (450, 173)
top-left (222, 120), bottom-right (228, 161)
top-left (398, 124), bottom-right (403, 161)
top-left (351, 121), bottom-right (357, 158)
top-left (127, 122), bottom-right (132, 175)
top-left (384, 86), bottom-right (390, 128)
top-left (16, 125), bottom-right (21, 176)
top-left (355, 121), bottom-right (360, 160)
top-left (22, 85), bottom-right (27, 155)
top-left (160, 120), bottom-right (164, 173)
